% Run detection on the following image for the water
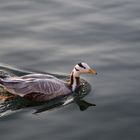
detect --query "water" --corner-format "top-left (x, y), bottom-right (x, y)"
top-left (0, 0), bottom-right (140, 140)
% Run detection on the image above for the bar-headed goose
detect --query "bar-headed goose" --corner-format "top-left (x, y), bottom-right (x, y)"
top-left (0, 63), bottom-right (97, 102)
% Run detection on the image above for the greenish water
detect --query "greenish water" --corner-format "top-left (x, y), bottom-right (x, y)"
top-left (0, 0), bottom-right (140, 140)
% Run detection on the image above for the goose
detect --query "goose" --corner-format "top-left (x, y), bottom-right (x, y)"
top-left (0, 63), bottom-right (97, 102)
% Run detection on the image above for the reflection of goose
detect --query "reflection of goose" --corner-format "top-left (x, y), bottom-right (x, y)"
top-left (0, 63), bottom-right (97, 102)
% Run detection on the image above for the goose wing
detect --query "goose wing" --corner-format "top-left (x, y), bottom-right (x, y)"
top-left (20, 73), bottom-right (57, 79)
top-left (1, 77), bottom-right (71, 98)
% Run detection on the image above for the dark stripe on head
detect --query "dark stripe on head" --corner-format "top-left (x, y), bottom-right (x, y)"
top-left (78, 63), bottom-right (86, 69)
top-left (75, 67), bottom-right (80, 71)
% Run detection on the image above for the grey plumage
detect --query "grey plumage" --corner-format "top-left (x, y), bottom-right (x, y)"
top-left (0, 74), bottom-right (71, 101)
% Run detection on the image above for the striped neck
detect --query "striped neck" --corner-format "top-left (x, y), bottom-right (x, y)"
top-left (69, 71), bottom-right (80, 92)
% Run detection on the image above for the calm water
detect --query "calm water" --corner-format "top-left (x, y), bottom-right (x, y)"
top-left (0, 0), bottom-right (140, 140)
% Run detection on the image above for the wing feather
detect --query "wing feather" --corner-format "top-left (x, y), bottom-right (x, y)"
top-left (1, 77), bottom-right (71, 98)
top-left (20, 74), bottom-right (56, 79)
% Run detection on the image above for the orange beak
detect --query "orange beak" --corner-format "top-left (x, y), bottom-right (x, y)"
top-left (88, 68), bottom-right (97, 75)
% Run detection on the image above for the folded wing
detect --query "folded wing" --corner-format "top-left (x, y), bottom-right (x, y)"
top-left (0, 76), bottom-right (71, 99)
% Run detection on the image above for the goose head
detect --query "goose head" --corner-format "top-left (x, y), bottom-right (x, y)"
top-left (72, 62), bottom-right (97, 77)
top-left (69, 62), bottom-right (97, 91)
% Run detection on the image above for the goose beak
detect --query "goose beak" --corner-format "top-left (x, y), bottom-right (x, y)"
top-left (88, 68), bottom-right (97, 75)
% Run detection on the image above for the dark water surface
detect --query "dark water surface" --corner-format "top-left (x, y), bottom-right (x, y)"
top-left (0, 0), bottom-right (140, 140)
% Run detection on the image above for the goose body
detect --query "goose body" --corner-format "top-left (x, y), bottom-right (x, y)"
top-left (0, 63), bottom-right (97, 102)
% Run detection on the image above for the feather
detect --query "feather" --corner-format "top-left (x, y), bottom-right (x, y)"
top-left (0, 74), bottom-right (71, 101)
